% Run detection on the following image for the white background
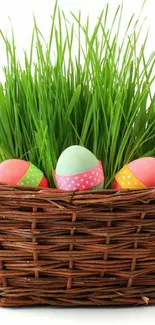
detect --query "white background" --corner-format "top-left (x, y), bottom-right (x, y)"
top-left (0, 0), bottom-right (155, 324)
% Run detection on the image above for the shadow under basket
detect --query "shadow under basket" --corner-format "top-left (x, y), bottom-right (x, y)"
top-left (0, 185), bottom-right (155, 307)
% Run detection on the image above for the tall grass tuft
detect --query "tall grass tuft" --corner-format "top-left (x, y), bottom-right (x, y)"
top-left (0, 1), bottom-right (154, 187)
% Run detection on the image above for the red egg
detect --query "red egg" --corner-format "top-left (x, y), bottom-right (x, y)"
top-left (0, 159), bottom-right (48, 188)
top-left (113, 157), bottom-right (155, 189)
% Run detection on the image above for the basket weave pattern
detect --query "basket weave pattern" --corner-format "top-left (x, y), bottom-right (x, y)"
top-left (0, 185), bottom-right (155, 306)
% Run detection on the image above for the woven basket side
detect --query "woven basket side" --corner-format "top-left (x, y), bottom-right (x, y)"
top-left (0, 186), bottom-right (155, 306)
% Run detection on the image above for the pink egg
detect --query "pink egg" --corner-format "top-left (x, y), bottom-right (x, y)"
top-left (113, 157), bottom-right (155, 189)
top-left (0, 159), bottom-right (48, 188)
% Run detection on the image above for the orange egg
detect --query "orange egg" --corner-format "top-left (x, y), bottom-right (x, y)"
top-left (112, 157), bottom-right (155, 189)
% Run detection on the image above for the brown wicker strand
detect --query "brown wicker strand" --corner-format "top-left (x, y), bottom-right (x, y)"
top-left (128, 212), bottom-right (146, 288)
top-left (67, 213), bottom-right (77, 290)
top-left (101, 219), bottom-right (112, 277)
top-left (0, 259), bottom-right (7, 288)
top-left (32, 208), bottom-right (39, 278)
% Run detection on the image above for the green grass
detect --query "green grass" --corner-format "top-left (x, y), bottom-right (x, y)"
top-left (0, 1), bottom-right (154, 188)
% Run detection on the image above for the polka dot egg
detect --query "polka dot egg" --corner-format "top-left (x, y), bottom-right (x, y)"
top-left (0, 159), bottom-right (48, 188)
top-left (55, 145), bottom-right (104, 191)
top-left (113, 157), bottom-right (155, 189)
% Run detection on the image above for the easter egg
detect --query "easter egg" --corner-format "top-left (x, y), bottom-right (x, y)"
top-left (112, 157), bottom-right (155, 189)
top-left (55, 145), bottom-right (104, 191)
top-left (0, 159), bottom-right (48, 187)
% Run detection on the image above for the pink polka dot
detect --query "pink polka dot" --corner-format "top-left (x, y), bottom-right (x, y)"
top-left (80, 179), bottom-right (84, 182)
top-left (82, 185), bottom-right (85, 189)
top-left (84, 174), bottom-right (87, 177)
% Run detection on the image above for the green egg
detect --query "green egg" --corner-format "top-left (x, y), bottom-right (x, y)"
top-left (56, 145), bottom-right (103, 190)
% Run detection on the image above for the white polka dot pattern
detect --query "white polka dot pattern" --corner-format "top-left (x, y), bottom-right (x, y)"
top-left (55, 160), bottom-right (104, 191)
top-left (18, 163), bottom-right (44, 187)
top-left (115, 165), bottom-right (146, 189)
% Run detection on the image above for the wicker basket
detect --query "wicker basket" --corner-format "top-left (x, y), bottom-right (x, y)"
top-left (0, 185), bottom-right (155, 307)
